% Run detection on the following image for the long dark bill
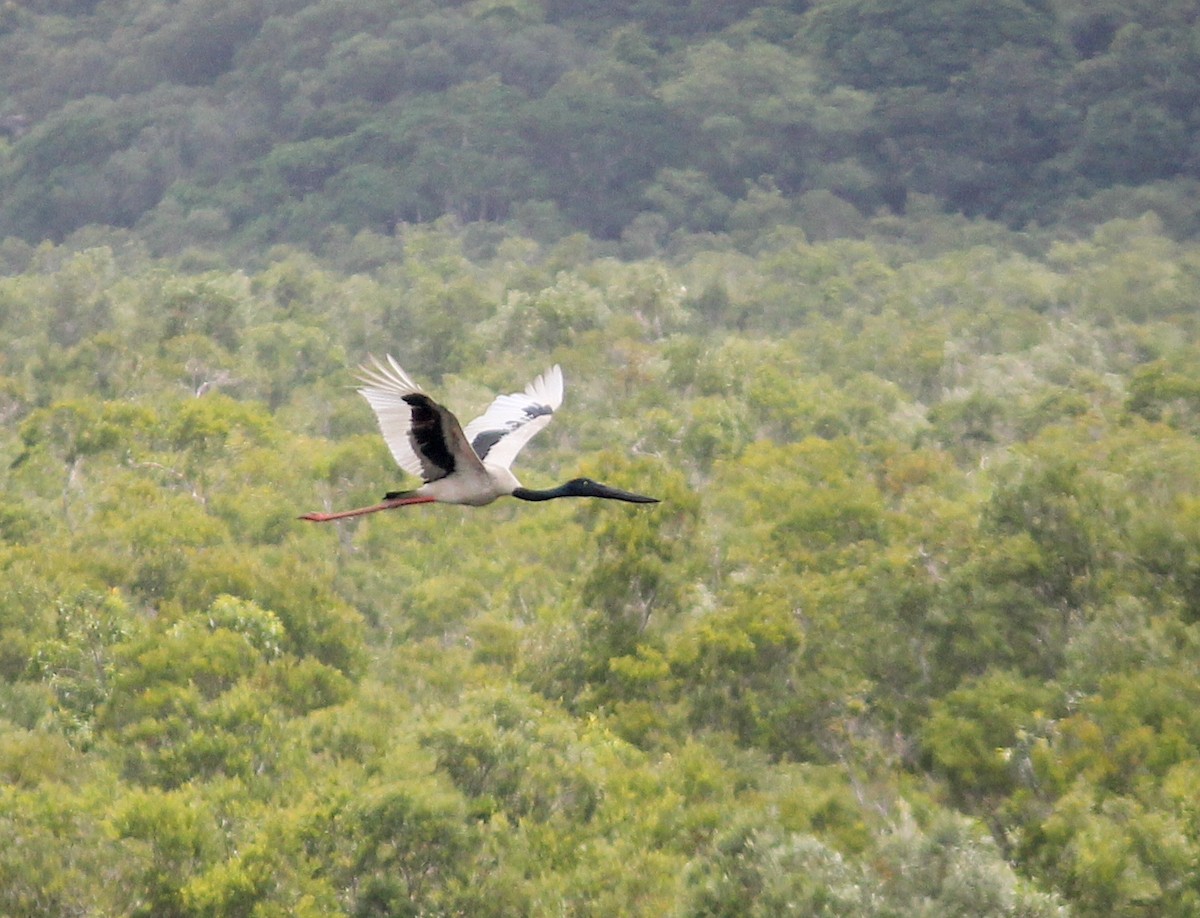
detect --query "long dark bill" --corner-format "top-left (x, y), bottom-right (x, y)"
top-left (589, 482), bottom-right (660, 503)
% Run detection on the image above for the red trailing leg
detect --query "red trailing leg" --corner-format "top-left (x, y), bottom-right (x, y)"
top-left (298, 494), bottom-right (436, 522)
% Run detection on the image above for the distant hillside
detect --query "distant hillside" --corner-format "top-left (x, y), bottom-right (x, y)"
top-left (1, 0), bottom-right (1199, 254)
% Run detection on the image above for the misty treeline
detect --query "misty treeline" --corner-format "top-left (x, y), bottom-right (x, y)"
top-left (1, 0), bottom-right (1198, 254)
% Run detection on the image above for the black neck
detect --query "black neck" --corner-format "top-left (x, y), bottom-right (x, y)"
top-left (511, 485), bottom-right (571, 502)
top-left (511, 479), bottom-right (659, 504)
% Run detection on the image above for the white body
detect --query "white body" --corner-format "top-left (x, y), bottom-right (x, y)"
top-left (421, 463), bottom-right (520, 506)
top-left (355, 356), bottom-right (564, 506)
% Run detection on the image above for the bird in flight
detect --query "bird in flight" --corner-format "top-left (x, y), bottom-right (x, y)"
top-left (300, 356), bottom-right (659, 522)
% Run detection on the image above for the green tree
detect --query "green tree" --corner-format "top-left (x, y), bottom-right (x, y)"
top-left (805, 0), bottom-right (1062, 91)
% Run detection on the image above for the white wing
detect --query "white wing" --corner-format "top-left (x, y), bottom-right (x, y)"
top-left (463, 365), bottom-right (564, 470)
top-left (355, 355), bottom-right (481, 483)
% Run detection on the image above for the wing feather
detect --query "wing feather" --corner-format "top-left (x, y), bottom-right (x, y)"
top-left (355, 356), bottom-right (482, 483)
top-left (463, 365), bottom-right (564, 470)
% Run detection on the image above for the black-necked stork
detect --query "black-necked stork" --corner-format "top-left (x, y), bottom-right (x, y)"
top-left (300, 356), bottom-right (659, 522)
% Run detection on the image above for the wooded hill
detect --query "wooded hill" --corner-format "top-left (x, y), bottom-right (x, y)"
top-left (2, 0), bottom-right (1200, 915)
top-left (1, 0), bottom-right (1199, 255)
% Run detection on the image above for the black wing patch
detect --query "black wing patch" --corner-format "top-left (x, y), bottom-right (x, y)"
top-left (471, 403), bottom-right (553, 461)
top-left (402, 393), bottom-right (455, 480)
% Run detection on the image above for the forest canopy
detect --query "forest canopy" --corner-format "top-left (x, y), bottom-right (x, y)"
top-left (2, 211), bottom-right (1199, 914)
top-left (2, 0), bottom-right (1200, 915)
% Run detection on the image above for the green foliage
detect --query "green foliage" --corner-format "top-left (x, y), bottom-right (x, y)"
top-left (29, 588), bottom-right (138, 742)
top-left (1, 111), bottom-right (1200, 914)
top-left (332, 777), bottom-right (471, 917)
top-left (924, 670), bottom-right (1060, 802)
top-left (677, 812), bottom-right (1064, 917)
top-left (2, 0), bottom-right (1199, 251)
top-left (806, 0), bottom-right (1062, 92)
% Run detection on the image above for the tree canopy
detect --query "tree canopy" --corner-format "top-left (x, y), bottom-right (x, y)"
top-left (0, 208), bottom-right (1197, 912)
top-left (2, 0), bottom-right (1200, 914)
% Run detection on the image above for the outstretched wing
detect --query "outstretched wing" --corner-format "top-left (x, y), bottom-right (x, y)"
top-left (355, 355), bottom-right (483, 483)
top-left (463, 365), bottom-right (564, 470)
